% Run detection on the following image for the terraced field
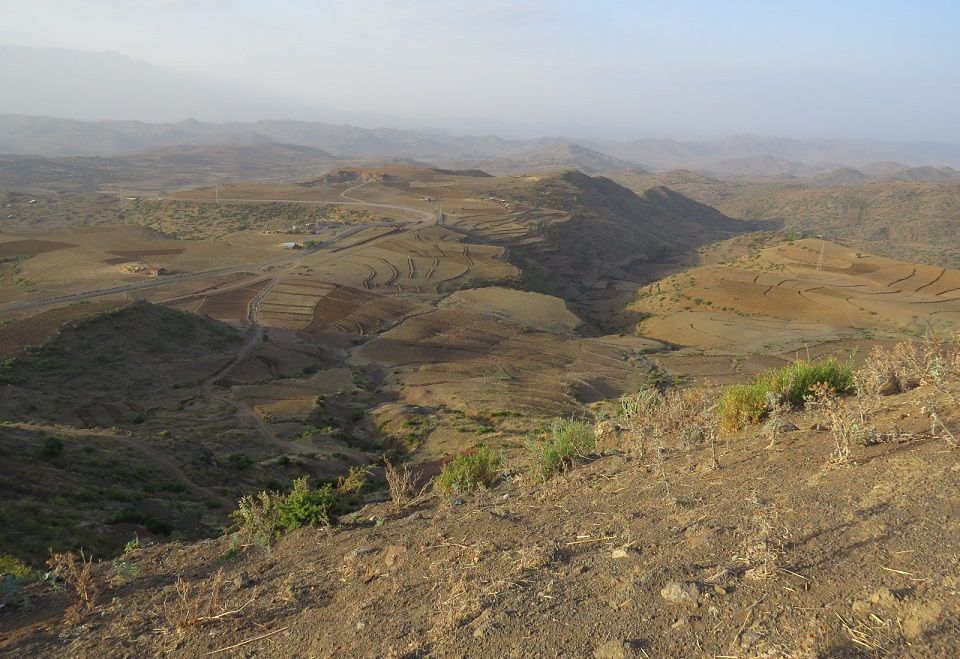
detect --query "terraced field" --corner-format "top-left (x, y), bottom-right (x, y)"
top-left (632, 236), bottom-right (960, 381)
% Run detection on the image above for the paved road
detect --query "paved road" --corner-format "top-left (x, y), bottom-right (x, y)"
top-left (0, 182), bottom-right (438, 316)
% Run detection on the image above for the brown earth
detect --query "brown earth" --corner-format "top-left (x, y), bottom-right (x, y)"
top-left (3, 379), bottom-right (960, 657)
top-left (2, 165), bottom-right (960, 657)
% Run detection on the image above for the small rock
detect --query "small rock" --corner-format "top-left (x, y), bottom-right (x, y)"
top-left (356, 621), bottom-right (366, 630)
top-left (681, 426), bottom-right (705, 446)
top-left (741, 631), bottom-right (764, 644)
top-left (594, 420), bottom-right (628, 454)
top-left (234, 570), bottom-right (253, 589)
top-left (660, 581), bottom-right (701, 606)
top-left (344, 546), bottom-right (378, 562)
top-left (611, 547), bottom-right (632, 559)
top-left (593, 639), bottom-right (630, 659)
top-left (381, 544), bottom-right (407, 568)
top-left (878, 374), bottom-right (901, 396)
top-left (768, 418), bottom-right (798, 433)
top-left (453, 498), bottom-right (466, 506)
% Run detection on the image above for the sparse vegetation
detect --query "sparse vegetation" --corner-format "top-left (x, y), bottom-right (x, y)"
top-left (435, 447), bottom-right (502, 495)
top-left (383, 459), bottom-right (432, 511)
top-left (46, 550), bottom-right (100, 622)
top-left (717, 357), bottom-right (854, 433)
top-left (527, 417), bottom-right (595, 481)
top-left (230, 469), bottom-right (370, 546)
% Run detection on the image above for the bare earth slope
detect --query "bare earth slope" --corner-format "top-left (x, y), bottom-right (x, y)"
top-left (3, 379), bottom-right (959, 657)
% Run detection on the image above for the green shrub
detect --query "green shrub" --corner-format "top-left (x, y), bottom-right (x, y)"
top-left (230, 469), bottom-right (370, 545)
top-left (717, 357), bottom-right (854, 433)
top-left (0, 554), bottom-right (39, 580)
top-left (109, 507), bottom-right (172, 536)
top-left (716, 383), bottom-right (769, 434)
top-left (227, 453), bottom-right (253, 470)
top-left (38, 436), bottom-right (64, 459)
top-left (436, 447), bottom-right (502, 495)
top-left (275, 479), bottom-right (340, 531)
top-left (528, 417), bottom-right (595, 481)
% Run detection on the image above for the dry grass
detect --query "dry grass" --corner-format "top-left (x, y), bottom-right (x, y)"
top-left (618, 385), bottom-right (717, 459)
top-left (159, 569), bottom-right (252, 632)
top-left (46, 550), bottom-right (99, 623)
top-left (739, 495), bottom-right (790, 581)
top-left (384, 459), bottom-right (432, 511)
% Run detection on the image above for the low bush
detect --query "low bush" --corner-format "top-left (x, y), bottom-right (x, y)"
top-left (230, 467), bottom-right (370, 546)
top-left (109, 507), bottom-right (172, 536)
top-left (717, 357), bottom-right (854, 433)
top-left (436, 447), bottom-right (502, 494)
top-left (0, 554), bottom-right (39, 580)
top-left (528, 417), bottom-right (595, 481)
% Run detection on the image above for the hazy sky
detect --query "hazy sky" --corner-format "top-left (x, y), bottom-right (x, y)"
top-left (2, 0), bottom-right (959, 139)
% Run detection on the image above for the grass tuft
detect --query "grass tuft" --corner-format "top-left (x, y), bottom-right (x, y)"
top-left (436, 447), bottom-right (502, 495)
top-left (717, 357), bottom-right (854, 433)
top-left (528, 417), bottom-right (595, 481)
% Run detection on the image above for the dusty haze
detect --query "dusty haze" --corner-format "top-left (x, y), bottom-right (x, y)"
top-left (1, 0), bottom-right (959, 141)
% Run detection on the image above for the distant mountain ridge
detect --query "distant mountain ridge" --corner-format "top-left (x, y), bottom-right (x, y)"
top-left (3, 114), bottom-right (960, 175)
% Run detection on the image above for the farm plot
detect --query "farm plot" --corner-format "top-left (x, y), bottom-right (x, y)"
top-left (302, 285), bottom-right (422, 337)
top-left (633, 237), bottom-right (960, 355)
top-left (0, 239), bottom-right (76, 259)
top-left (356, 307), bottom-right (652, 416)
top-left (195, 279), bottom-right (271, 323)
top-left (232, 367), bottom-right (354, 423)
top-left (258, 280), bottom-right (334, 329)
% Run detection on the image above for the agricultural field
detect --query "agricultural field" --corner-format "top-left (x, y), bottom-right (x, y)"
top-left (4, 164), bottom-right (960, 657)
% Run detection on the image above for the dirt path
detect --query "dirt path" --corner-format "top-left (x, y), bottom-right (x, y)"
top-left (198, 278), bottom-right (322, 457)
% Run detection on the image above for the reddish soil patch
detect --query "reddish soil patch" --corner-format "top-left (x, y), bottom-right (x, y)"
top-left (197, 280), bottom-right (271, 323)
top-left (106, 248), bottom-right (185, 258)
top-left (0, 239), bottom-right (75, 258)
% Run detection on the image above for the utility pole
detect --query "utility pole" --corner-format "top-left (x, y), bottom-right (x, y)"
top-left (215, 185), bottom-right (219, 204)
top-left (119, 187), bottom-right (124, 213)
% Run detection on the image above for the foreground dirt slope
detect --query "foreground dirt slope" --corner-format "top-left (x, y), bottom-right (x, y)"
top-left (3, 381), bottom-right (959, 658)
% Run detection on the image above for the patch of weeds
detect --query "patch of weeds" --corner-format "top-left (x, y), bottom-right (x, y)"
top-left (0, 554), bottom-right (40, 580)
top-left (227, 453), bottom-right (253, 470)
top-left (717, 357), bottom-right (854, 433)
top-left (435, 447), bottom-right (502, 495)
top-left (111, 561), bottom-right (140, 585)
top-left (527, 417), bottom-right (595, 481)
top-left (229, 468), bottom-right (371, 546)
